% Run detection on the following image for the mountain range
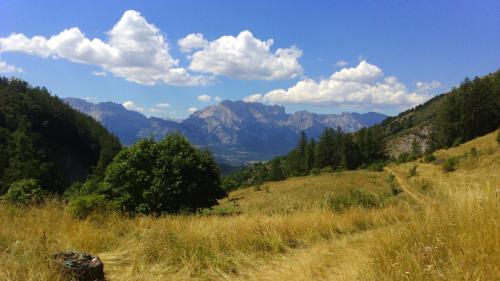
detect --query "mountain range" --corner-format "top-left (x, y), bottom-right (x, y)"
top-left (64, 98), bottom-right (387, 164)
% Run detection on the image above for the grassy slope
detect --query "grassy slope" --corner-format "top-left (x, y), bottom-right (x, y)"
top-left (215, 170), bottom-right (391, 214)
top-left (0, 133), bottom-right (498, 280)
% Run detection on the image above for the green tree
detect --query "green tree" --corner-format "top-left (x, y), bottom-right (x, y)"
top-left (100, 134), bottom-right (225, 215)
top-left (268, 158), bottom-right (285, 181)
top-left (410, 139), bottom-right (421, 159)
top-left (305, 138), bottom-right (316, 172)
top-left (4, 178), bottom-right (43, 205)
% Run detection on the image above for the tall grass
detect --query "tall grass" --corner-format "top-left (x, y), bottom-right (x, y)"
top-left (1, 132), bottom-right (498, 280)
top-left (363, 134), bottom-right (500, 281)
top-left (0, 199), bottom-right (407, 281)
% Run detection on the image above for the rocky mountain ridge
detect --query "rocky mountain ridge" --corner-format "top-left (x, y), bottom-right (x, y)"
top-left (64, 98), bottom-right (387, 164)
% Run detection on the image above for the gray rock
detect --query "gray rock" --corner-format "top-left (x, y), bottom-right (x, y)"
top-left (53, 251), bottom-right (104, 281)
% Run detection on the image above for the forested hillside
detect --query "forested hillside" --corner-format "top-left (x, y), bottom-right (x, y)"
top-left (0, 78), bottom-right (122, 194)
top-left (224, 70), bottom-right (500, 189)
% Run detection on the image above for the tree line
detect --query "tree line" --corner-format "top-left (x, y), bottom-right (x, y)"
top-left (222, 125), bottom-right (387, 189)
top-left (223, 70), bottom-right (500, 190)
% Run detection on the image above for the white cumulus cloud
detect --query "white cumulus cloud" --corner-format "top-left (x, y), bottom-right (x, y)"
top-left (214, 96), bottom-right (222, 102)
top-left (0, 59), bottom-right (23, 73)
top-left (188, 107), bottom-right (199, 114)
top-left (197, 94), bottom-right (212, 102)
top-left (245, 60), bottom-right (437, 110)
top-left (185, 30), bottom-right (303, 80)
top-left (0, 10), bottom-right (208, 86)
top-left (416, 80), bottom-right (442, 93)
top-left (122, 100), bottom-right (145, 112)
top-left (178, 33), bottom-right (208, 53)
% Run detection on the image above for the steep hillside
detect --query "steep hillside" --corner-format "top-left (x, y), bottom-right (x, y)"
top-left (379, 70), bottom-right (500, 157)
top-left (0, 78), bottom-right (121, 193)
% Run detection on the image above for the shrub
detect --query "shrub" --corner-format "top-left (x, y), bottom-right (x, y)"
top-left (408, 165), bottom-right (418, 178)
top-left (452, 137), bottom-right (463, 147)
top-left (4, 179), bottom-right (43, 205)
top-left (469, 147), bottom-right (478, 157)
top-left (68, 194), bottom-right (112, 219)
top-left (423, 153), bottom-right (436, 163)
top-left (322, 190), bottom-right (382, 213)
top-left (309, 168), bottom-right (321, 176)
top-left (366, 162), bottom-right (385, 172)
top-left (320, 166), bottom-right (334, 174)
top-left (442, 157), bottom-right (458, 173)
top-left (387, 173), bottom-right (401, 195)
top-left (100, 134), bottom-right (226, 215)
top-left (397, 152), bottom-right (415, 164)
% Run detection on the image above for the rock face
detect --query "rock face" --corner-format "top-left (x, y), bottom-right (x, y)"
top-left (53, 251), bottom-right (104, 281)
top-left (64, 98), bottom-right (387, 164)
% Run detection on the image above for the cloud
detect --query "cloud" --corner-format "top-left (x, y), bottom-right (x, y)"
top-left (245, 60), bottom-right (435, 109)
top-left (0, 10), bottom-right (208, 86)
top-left (122, 100), bottom-right (145, 112)
top-left (214, 96), bottom-right (222, 102)
top-left (197, 94), bottom-right (211, 102)
top-left (188, 107), bottom-right (199, 114)
top-left (92, 71), bottom-right (106, 76)
top-left (155, 102), bottom-right (171, 108)
top-left (186, 30), bottom-right (303, 80)
top-left (178, 33), bottom-right (208, 53)
top-left (416, 80), bottom-right (442, 93)
top-left (243, 94), bottom-right (264, 103)
top-left (336, 60), bottom-right (348, 67)
top-left (0, 59), bottom-right (23, 73)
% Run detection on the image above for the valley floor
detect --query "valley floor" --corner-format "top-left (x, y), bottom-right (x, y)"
top-left (1, 133), bottom-right (499, 281)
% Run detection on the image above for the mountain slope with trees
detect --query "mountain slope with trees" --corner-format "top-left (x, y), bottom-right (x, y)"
top-left (0, 78), bottom-right (122, 194)
top-left (224, 70), bottom-right (500, 189)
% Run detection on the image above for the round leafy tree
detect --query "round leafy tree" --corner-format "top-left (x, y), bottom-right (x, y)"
top-left (100, 134), bottom-right (225, 215)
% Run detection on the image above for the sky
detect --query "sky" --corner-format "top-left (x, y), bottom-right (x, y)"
top-left (0, 0), bottom-right (499, 119)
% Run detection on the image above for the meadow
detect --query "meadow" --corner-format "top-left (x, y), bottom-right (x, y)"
top-left (0, 132), bottom-right (498, 281)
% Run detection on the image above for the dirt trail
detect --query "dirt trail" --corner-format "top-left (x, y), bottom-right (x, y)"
top-left (384, 166), bottom-right (428, 204)
top-left (232, 231), bottom-right (374, 281)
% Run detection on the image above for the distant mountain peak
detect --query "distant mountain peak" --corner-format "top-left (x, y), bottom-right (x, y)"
top-left (64, 98), bottom-right (387, 164)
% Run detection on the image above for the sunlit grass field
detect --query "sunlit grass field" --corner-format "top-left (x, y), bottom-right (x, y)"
top-left (1, 132), bottom-right (498, 280)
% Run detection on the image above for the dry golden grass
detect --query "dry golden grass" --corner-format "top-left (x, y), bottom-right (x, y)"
top-left (216, 170), bottom-right (390, 214)
top-left (364, 132), bottom-right (500, 281)
top-left (0, 132), bottom-right (498, 280)
top-left (0, 201), bottom-right (407, 280)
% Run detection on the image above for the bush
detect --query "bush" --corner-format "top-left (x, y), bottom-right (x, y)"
top-left (469, 147), bottom-right (478, 157)
top-left (320, 166), bottom-right (334, 174)
top-left (408, 165), bottom-right (418, 178)
top-left (322, 190), bottom-right (382, 213)
top-left (4, 179), bottom-right (44, 205)
top-left (366, 162), bottom-right (385, 172)
top-left (309, 168), bottom-right (321, 176)
top-left (68, 194), bottom-right (113, 219)
top-left (442, 157), bottom-right (458, 173)
top-left (423, 153), bottom-right (436, 163)
top-left (396, 152), bottom-right (415, 164)
top-left (452, 137), bottom-right (463, 147)
top-left (387, 173), bottom-right (401, 195)
top-left (100, 134), bottom-right (226, 215)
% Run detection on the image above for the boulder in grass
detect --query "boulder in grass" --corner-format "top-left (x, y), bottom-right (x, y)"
top-left (53, 251), bottom-right (105, 281)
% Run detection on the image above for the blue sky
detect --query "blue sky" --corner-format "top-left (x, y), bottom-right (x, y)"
top-left (1, 0), bottom-right (499, 119)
